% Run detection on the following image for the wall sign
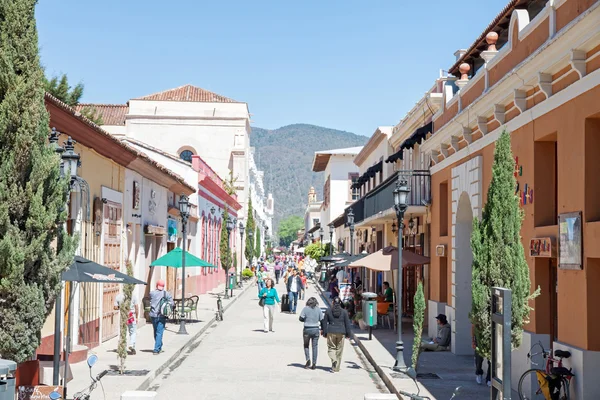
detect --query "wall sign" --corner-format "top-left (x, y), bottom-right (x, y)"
top-left (529, 237), bottom-right (552, 257)
top-left (558, 212), bottom-right (582, 270)
top-left (148, 189), bottom-right (157, 215)
top-left (18, 386), bottom-right (63, 400)
top-left (436, 244), bottom-right (446, 257)
top-left (133, 181), bottom-right (140, 210)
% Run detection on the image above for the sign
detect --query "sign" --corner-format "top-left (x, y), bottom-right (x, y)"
top-left (18, 386), bottom-right (63, 400)
top-left (558, 212), bottom-right (582, 270)
top-left (339, 283), bottom-right (352, 302)
top-left (529, 237), bottom-right (552, 257)
top-left (435, 244), bottom-right (446, 257)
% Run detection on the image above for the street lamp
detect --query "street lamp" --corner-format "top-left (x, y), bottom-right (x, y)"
top-left (392, 176), bottom-right (410, 373)
top-left (62, 137), bottom-right (80, 183)
top-left (225, 216), bottom-right (234, 298)
top-left (178, 194), bottom-right (190, 335)
top-left (346, 209), bottom-right (355, 285)
top-left (328, 223), bottom-right (334, 256)
top-left (238, 221), bottom-right (245, 287)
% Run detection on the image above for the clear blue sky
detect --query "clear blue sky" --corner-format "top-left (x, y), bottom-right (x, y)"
top-left (36, 0), bottom-right (507, 136)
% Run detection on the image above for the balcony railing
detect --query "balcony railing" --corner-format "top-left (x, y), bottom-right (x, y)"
top-left (345, 170), bottom-right (430, 225)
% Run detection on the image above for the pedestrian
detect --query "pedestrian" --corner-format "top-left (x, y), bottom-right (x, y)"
top-left (472, 324), bottom-right (491, 386)
top-left (283, 266), bottom-right (292, 290)
top-left (322, 297), bottom-right (352, 372)
top-left (300, 271), bottom-right (308, 300)
top-left (149, 280), bottom-right (174, 355)
top-left (113, 288), bottom-right (139, 355)
top-left (256, 266), bottom-right (266, 297)
top-left (286, 268), bottom-right (304, 314)
top-left (328, 275), bottom-right (340, 299)
top-left (274, 261), bottom-right (283, 284)
top-left (299, 297), bottom-right (324, 370)
top-left (259, 278), bottom-right (280, 333)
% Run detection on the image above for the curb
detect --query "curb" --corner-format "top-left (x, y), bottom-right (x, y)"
top-left (314, 281), bottom-right (402, 399)
top-left (135, 281), bottom-right (254, 391)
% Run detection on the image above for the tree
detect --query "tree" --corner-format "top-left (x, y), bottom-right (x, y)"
top-left (254, 226), bottom-right (261, 259)
top-left (411, 281), bottom-right (425, 370)
top-left (79, 106), bottom-right (104, 126)
top-left (44, 74), bottom-right (83, 106)
top-left (304, 242), bottom-right (325, 260)
top-left (0, 0), bottom-right (76, 363)
top-left (470, 130), bottom-right (540, 360)
top-left (278, 215), bottom-right (303, 247)
top-left (244, 192), bottom-right (255, 264)
top-left (220, 208), bottom-right (232, 272)
top-left (117, 260), bottom-right (135, 374)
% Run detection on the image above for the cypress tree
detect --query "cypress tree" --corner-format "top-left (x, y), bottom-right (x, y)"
top-left (244, 193), bottom-right (255, 264)
top-left (0, 0), bottom-right (76, 362)
top-left (470, 130), bottom-right (539, 360)
top-left (117, 260), bottom-right (134, 374)
top-left (220, 208), bottom-right (232, 272)
top-left (254, 226), bottom-right (261, 259)
top-left (411, 281), bottom-right (425, 370)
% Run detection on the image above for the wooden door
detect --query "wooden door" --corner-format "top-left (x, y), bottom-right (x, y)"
top-left (166, 242), bottom-right (176, 294)
top-left (102, 202), bottom-right (122, 342)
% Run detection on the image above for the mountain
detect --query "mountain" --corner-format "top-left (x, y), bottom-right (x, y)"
top-left (250, 124), bottom-right (368, 237)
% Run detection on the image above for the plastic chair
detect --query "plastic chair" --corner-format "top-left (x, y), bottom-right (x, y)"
top-left (377, 302), bottom-right (392, 329)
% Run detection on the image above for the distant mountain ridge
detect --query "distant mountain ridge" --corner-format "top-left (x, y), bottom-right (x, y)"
top-left (250, 124), bottom-right (368, 238)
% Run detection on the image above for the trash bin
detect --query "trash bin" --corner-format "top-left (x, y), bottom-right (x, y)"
top-left (228, 273), bottom-right (235, 289)
top-left (0, 359), bottom-right (17, 400)
top-left (361, 292), bottom-right (377, 340)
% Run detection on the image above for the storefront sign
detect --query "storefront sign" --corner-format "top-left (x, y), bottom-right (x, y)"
top-left (18, 386), bottom-right (63, 400)
top-left (529, 237), bottom-right (552, 257)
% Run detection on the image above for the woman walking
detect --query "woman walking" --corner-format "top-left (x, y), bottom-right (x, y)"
top-left (256, 266), bottom-right (267, 297)
top-left (299, 297), bottom-right (324, 370)
top-left (259, 278), bottom-right (280, 333)
top-left (322, 297), bottom-right (352, 372)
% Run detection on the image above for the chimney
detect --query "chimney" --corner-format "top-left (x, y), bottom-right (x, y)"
top-left (454, 49), bottom-right (467, 62)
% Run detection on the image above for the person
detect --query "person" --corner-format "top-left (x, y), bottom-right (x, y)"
top-left (322, 296), bottom-right (352, 372)
top-left (259, 278), bottom-right (280, 333)
top-left (420, 314), bottom-right (451, 351)
top-left (113, 288), bottom-right (139, 355)
top-left (381, 281), bottom-right (394, 303)
top-left (256, 266), bottom-right (266, 296)
top-left (336, 267), bottom-right (348, 285)
top-left (274, 261), bottom-right (283, 284)
top-left (286, 269), bottom-right (304, 314)
top-left (328, 275), bottom-right (340, 299)
top-left (149, 280), bottom-right (174, 355)
top-left (299, 297), bottom-right (324, 370)
top-left (472, 324), bottom-right (491, 386)
top-left (282, 266), bottom-right (292, 289)
top-left (300, 271), bottom-right (308, 300)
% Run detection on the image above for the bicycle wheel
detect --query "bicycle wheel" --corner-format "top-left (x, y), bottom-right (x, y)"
top-left (518, 369), bottom-right (547, 400)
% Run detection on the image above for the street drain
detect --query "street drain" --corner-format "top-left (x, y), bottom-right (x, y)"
top-left (417, 373), bottom-right (441, 379)
top-left (105, 369), bottom-right (150, 377)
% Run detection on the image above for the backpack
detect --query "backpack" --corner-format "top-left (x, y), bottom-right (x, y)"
top-left (157, 291), bottom-right (171, 317)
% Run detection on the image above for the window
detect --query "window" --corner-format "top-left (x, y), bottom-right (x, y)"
top-left (180, 150), bottom-right (194, 162)
top-left (349, 173), bottom-right (359, 201)
top-left (323, 176), bottom-right (331, 208)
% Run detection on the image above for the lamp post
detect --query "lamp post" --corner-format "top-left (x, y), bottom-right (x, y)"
top-left (225, 216), bottom-right (234, 298)
top-left (238, 221), bottom-right (245, 287)
top-left (346, 209), bottom-right (355, 286)
top-left (328, 223), bottom-right (334, 256)
top-left (265, 226), bottom-right (269, 256)
top-left (392, 176), bottom-right (410, 373)
top-left (178, 194), bottom-right (190, 335)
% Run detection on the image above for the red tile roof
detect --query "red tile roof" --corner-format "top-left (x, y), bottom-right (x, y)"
top-left (75, 103), bottom-right (128, 126)
top-left (133, 84), bottom-right (239, 103)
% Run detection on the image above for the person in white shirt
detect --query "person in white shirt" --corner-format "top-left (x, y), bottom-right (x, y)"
top-left (336, 268), bottom-right (348, 287)
top-left (114, 290), bottom-right (139, 355)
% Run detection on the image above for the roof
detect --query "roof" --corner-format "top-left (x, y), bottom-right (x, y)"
top-left (133, 84), bottom-right (240, 103)
top-left (45, 93), bottom-right (195, 195)
top-left (354, 127), bottom-right (393, 167)
top-left (75, 103), bottom-right (128, 126)
top-left (312, 146), bottom-right (363, 172)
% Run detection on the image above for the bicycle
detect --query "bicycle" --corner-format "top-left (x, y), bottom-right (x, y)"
top-left (393, 368), bottom-right (461, 400)
top-left (49, 354), bottom-right (108, 400)
top-left (518, 341), bottom-right (574, 400)
top-left (216, 293), bottom-right (224, 321)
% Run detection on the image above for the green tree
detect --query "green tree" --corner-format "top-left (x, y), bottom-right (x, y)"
top-left (470, 130), bottom-right (540, 360)
top-left (44, 74), bottom-right (83, 106)
top-left (0, 0), bottom-right (76, 363)
top-left (244, 193), bottom-right (255, 264)
top-left (220, 208), bottom-right (232, 272)
top-left (254, 226), bottom-right (261, 258)
top-left (117, 260), bottom-right (135, 374)
top-left (411, 281), bottom-right (425, 370)
top-left (79, 105), bottom-right (104, 126)
top-left (304, 242), bottom-right (325, 260)
top-left (278, 215), bottom-right (303, 247)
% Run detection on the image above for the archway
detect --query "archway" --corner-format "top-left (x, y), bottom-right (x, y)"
top-left (453, 191), bottom-right (474, 355)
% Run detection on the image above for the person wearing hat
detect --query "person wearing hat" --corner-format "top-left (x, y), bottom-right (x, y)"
top-left (149, 279), bottom-right (174, 355)
top-left (420, 314), bottom-right (451, 351)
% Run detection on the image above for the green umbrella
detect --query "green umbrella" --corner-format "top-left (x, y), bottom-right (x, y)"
top-left (150, 247), bottom-right (217, 268)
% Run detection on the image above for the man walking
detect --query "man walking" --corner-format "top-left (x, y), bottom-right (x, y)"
top-left (274, 261), bottom-right (283, 284)
top-left (149, 279), bottom-right (174, 355)
top-left (114, 288), bottom-right (139, 355)
top-left (286, 269), bottom-right (304, 314)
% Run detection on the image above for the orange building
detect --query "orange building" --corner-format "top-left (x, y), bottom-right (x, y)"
top-left (418, 0), bottom-right (600, 397)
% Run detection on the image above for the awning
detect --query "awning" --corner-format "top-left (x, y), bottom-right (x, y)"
top-left (62, 256), bottom-right (147, 284)
top-left (348, 246), bottom-right (430, 271)
top-left (386, 121), bottom-right (433, 163)
top-left (295, 247), bottom-right (305, 254)
top-left (352, 161), bottom-right (383, 188)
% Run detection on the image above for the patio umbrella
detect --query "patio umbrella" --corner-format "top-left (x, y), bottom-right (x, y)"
top-left (319, 254), bottom-right (345, 262)
top-left (150, 247), bottom-right (217, 268)
top-left (332, 253), bottom-right (369, 268)
top-left (347, 246), bottom-right (430, 271)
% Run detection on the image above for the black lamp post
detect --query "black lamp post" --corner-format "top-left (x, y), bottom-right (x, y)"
top-left (346, 209), bottom-right (355, 285)
top-left (319, 226), bottom-right (324, 246)
top-left (328, 223), bottom-right (334, 256)
top-left (392, 176), bottom-right (410, 373)
top-left (238, 222), bottom-right (245, 287)
top-left (178, 194), bottom-right (190, 335)
top-left (225, 216), bottom-right (234, 298)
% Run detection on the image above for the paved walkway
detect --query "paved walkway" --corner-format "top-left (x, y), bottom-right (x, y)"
top-left (150, 279), bottom-right (389, 400)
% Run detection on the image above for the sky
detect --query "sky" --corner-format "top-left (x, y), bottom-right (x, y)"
top-left (36, 0), bottom-right (508, 137)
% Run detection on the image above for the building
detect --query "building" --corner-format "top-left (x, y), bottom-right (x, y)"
top-left (416, 0), bottom-right (600, 397)
top-left (248, 147), bottom-right (274, 256)
top-left (304, 187), bottom-right (322, 235)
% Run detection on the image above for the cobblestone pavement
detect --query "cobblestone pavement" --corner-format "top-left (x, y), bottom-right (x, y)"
top-left (149, 279), bottom-right (389, 400)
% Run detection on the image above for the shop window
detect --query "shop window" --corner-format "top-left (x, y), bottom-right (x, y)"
top-left (585, 118), bottom-right (600, 222)
top-left (534, 139), bottom-right (558, 226)
top-left (439, 182), bottom-right (448, 236)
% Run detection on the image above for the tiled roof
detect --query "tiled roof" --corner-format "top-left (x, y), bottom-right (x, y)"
top-left (75, 103), bottom-right (128, 126)
top-left (133, 84), bottom-right (239, 103)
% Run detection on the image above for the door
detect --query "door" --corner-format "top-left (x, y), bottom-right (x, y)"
top-left (102, 202), bottom-right (122, 341)
top-left (166, 242), bottom-right (176, 295)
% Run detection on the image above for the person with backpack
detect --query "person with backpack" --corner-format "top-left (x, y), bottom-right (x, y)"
top-left (322, 297), bottom-right (352, 372)
top-left (149, 279), bottom-right (174, 355)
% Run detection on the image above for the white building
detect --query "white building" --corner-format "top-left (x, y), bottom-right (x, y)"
top-left (248, 147), bottom-right (274, 255)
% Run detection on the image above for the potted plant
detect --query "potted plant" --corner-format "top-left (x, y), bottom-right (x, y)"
top-left (353, 311), bottom-right (368, 330)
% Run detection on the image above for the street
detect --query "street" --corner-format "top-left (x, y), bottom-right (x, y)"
top-left (148, 280), bottom-right (389, 400)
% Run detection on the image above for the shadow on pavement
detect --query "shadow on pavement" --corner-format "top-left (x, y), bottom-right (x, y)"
top-left (287, 363), bottom-right (331, 372)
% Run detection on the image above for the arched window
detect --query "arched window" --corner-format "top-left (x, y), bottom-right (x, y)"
top-left (180, 150), bottom-right (194, 162)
